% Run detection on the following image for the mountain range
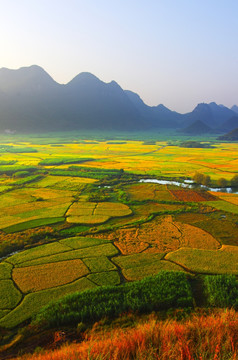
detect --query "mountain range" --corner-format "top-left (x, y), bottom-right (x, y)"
top-left (0, 65), bottom-right (237, 133)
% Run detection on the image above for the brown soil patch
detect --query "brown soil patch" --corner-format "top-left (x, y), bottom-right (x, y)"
top-left (170, 190), bottom-right (217, 202)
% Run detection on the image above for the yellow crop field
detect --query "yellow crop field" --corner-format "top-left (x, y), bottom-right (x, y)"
top-left (12, 259), bottom-right (89, 293)
top-left (68, 215), bottom-right (110, 224)
top-left (165, 246), bottom-right (238, 274)
top-left (215, 193), bottom-right (238, 206)
top-left (178, 223), bottom-right (220, 249)
top-left (31, 175), bottom-right (96, 189)
top-left (112, 253), bottom-right (185, 281)
top-left (67, 201), bottom-right (132, 224)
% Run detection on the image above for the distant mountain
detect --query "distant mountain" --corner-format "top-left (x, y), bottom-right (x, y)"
top-left (125, 90), bottom-right (183, 128)
top-left (182, 102), bottom-right (236, 129)
top-left (218, 127), bottom-right (238, 141)
top-left (0, 67), bottom-right (145, 132)
top-left (0, 65), bottom-right (237, 132)
top-left (180, 120), bottom-right (212, 135)
top-left (231, 105), bottom-right (238, 114)
top-left (219, 116), bottom-right (238, 132)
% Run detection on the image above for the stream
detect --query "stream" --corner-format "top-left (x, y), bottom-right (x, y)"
top-left (139, 179), bottom-right (238, 194)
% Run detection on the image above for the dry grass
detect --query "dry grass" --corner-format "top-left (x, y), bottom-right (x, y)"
top-left (11, 309), bottom-right (238, 360)
top-left (12, 259), bottom-right (89, 293)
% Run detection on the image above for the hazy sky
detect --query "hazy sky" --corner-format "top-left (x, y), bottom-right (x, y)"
top-left (0, 0), bottom-right (237, 112)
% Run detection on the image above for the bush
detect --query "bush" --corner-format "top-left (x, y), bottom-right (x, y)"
top-left (204, 274), bottom-right (238, 308)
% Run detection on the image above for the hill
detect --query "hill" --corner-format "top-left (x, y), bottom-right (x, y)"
top-left (218, 127), bottom-right (238, 140)
top-left (179, 119), bottom-right (212, 135)
top-left (182, 102), bottom-right (236, 129)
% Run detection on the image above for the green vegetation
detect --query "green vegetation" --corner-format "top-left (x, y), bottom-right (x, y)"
top-left (87, 271), bottom-right (121, 286)
top-left (203, 200), bottom-right (238, 214)
top-left (0, 160), bottom-right (17, 165)
top-left (231, 174), bottom-right (238, 187)
top-left (3, 217), bottom-right (65, 234)
top-left (0, 262), bottom-right (13, 280)
top-left (39, 157), bottom-right (94, 166)
top-left (0, 166), bottom-right (37, 175)
top-left (50, 166), bottom-right (136, 183)
top-left (83, 256), bottom-right (116, 273)
top-left (33, 271), bottom-right (193, 329)
top-left (113, 253), bottom-right (185, 280)
top-left (7, 147), bottom-right (38, 153)
top-left (0, 277), bottom-right (96, 328)
top-left (217, 177), bottom-right (228, 187)
top-left (165, 247), bottom-right (238, 274)
top-left (204, 274), bottom-right (238, 308)
top-left (12, 175), bottom-right (42, 186)
top-left (0, 280), bottom-right (22, 309)
top-left (180, 141), bottom-right (213, 148)
top-left (6, 241), bottom-right (71, 265)
top-left (0, 145), bottom-right (37, 153)
top-left (13, 171), bottom-right (31, 178)
top-left (59, 236), bottom-right (109, 249)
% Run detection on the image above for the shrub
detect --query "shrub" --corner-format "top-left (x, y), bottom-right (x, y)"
top-left (204, 274), bottom-right (238, 308)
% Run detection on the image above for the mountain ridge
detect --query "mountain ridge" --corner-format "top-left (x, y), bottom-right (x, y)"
top-left (0, 65), bottom-right (237, 133)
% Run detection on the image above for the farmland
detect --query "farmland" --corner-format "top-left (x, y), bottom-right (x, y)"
top-left (0, 134), bottom-right (237, 358)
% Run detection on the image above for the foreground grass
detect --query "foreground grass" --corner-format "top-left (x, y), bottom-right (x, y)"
top-left (11, 309), bottom-right (238, 360)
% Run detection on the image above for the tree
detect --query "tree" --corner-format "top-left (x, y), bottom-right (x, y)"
top-left (201, 175), bottom-right (211, 186)
top-left (230, 175), bottom-right (238, 187)
top-left (193, 172), bottom-right (204, 184)
top-left (217, 178), bottom-right (228, 188)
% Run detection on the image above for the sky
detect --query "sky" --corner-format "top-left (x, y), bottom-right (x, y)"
top-left (0, 0), bottom-right (238, 113)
